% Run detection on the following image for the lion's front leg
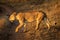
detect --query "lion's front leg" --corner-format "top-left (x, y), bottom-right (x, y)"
top-left (15, 21), bottom-right (24, 32)
top-left (15, 13), bottom-right (24, 32)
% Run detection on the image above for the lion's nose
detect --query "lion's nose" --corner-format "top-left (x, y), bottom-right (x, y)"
top-left (10, 20), bottom-right (14, 22)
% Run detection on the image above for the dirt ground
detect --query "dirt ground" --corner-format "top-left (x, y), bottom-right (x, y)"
top-left (0, 0), bottom-right (60, 40)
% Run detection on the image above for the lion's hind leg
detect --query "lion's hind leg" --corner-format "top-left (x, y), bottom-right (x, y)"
top-left (36, 12), bottom-right (44, 30)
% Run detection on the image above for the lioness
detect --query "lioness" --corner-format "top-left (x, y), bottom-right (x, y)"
top-left (9, 11), bottom-right (50, 32)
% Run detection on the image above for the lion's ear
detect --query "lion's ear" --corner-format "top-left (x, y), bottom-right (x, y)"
top-left (12, 12), bottom-right (16, 15)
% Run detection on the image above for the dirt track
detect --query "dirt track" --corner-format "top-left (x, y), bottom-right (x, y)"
top-left (0, 0), bottom-right (60, 40)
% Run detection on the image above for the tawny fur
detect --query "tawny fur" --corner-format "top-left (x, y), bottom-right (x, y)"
top-left (9, 11), bottom-right (44, 32)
